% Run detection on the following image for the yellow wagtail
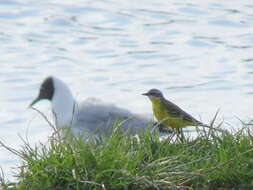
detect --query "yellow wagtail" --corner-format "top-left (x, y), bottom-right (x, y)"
top-left (142, 89), bottom-right (203, 130)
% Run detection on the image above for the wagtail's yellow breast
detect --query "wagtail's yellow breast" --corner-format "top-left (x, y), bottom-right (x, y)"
top-left (149, 97), bottom-right (168, 121)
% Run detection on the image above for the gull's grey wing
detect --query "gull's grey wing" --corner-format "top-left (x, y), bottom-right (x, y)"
top-left (72, 98), bottom-right (153, 135)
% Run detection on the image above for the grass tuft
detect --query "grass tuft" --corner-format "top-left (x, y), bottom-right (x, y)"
top-left (1, 117), bottom-right (253, 189)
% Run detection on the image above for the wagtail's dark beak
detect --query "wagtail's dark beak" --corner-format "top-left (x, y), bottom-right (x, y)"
top-left (142, 92), bottom-right (149, 96)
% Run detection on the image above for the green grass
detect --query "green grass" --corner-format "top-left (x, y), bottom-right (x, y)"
top-left (1, 120), bottom-right (253, 189)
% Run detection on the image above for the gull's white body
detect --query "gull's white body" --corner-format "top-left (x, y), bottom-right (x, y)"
top-left (50, 77), bottom-right (152, 137)
top-left (52, 77), bottom-right (75, 127)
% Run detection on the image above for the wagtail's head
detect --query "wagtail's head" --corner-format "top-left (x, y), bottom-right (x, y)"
top-left (142, 88), bottom-right (164, 99)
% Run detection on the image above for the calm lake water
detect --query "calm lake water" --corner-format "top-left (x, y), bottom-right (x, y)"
top-left (1, 0), bottom-right (253, 180)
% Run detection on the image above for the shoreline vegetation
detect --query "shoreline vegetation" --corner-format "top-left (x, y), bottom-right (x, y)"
top-left (1, 113), bottom-right (253, 189)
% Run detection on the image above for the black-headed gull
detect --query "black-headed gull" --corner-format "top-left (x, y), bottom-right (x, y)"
top-left (30, 76), bottom-right (158, 137)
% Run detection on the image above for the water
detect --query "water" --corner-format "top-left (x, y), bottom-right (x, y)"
top-left (1, 0), bottom-right (253, 180)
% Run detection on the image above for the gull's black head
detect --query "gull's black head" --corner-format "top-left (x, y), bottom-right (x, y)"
top-left (29, 76), bottom-right (54, 107)
top-left (142, 88), bottom-right (164, 99)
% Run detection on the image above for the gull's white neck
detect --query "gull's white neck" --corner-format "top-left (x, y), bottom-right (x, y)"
top-left (51, 78), bottom-right (75, 128)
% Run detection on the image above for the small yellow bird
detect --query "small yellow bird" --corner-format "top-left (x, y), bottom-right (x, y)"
top-left (142, 89), bottom-right (203, 130)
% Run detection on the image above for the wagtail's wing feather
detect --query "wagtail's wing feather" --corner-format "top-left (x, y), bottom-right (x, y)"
top-left (161, 98), bottom-right (202, 125)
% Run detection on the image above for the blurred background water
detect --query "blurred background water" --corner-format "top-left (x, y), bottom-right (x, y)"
top-left (1, 0), bottom-right (253, 180)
